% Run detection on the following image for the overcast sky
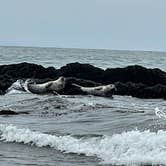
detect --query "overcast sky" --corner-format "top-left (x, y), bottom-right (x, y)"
top-left (0, 0), bottom-right (165, 51)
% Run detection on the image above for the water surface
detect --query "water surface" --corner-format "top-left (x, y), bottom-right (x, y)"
top-left (0, 46), bottom-right (166, 165)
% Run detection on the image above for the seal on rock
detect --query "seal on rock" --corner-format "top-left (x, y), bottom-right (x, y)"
top-left (72, 83), bottom-right (116, 97)
top-left (24, 77), bottom-right (66, 94)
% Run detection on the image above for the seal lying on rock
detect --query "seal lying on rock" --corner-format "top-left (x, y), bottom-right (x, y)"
top-left (72, 83), bottom-right (116, 97)
top-left (24, 76), bottom-right (116, 97)
top-left (24, 77), bottom-right (66, 94)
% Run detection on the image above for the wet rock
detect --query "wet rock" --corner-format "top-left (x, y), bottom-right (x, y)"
top-left (0, 109), bottom-right (29, 115)
top-left (115, 82), bottom-right (146, 97)
top-left (0, 109), bottom-right (18, 115)
top-left (57, 63), bottom-right (166, 86)
top-left (0, 74), bottom-right (15, 94)
top-left (141, 84), bottom-right (166, 99)
top-left (103, 65), bottom-right (166, 86)
top-left (57, 62), bottom-right (104, 83)
top-left (1, 62), bottom-right (166, 98)
top-left (0, 62), bottom-right (57, 79)
top-left (115, 82), bottom-right (166, 99)
top-left (57, 63), bottom-right (166, 98)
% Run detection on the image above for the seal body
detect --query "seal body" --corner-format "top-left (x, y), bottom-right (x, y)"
top-left (72, 83), bottom-right (116, 97)
top-left (25, 77), bottom-right (66, 94)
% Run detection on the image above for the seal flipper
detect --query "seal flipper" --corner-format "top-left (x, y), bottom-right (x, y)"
top-left (69, 83), bottom-right (87, 95)
top-left (72, 83), bottom-right (82, 89)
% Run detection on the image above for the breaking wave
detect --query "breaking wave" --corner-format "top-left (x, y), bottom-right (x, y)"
top-left (0, 124), bottom-right (166, 165)
top-left (6, 79), bottom-right (34, 94)
top-left (6, 80), bottom-right (26, 94)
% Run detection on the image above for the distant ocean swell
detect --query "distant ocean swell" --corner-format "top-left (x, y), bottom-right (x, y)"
top-left (0, 124), bottom-right (166, 165)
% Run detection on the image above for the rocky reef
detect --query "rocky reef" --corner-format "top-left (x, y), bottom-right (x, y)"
top-left (1, 62), bottom-right (166, 98)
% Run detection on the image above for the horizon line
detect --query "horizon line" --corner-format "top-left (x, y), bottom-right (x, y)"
top-left (0, 44), bottom-right (165, 54)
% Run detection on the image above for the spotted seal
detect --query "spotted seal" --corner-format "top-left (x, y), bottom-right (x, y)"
top-left (72, 83), bottom-right (116, 97)
top-left (24, 77), bottom-right (66, 94)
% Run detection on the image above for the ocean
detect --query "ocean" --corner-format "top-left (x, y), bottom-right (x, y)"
top-left (0, 46), bottom-right (166, 166)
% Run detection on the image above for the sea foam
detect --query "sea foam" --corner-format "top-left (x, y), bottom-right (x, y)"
top-left (0, 124), bottom-right (166, 165)
top-left (6, 80), bottom-right (26, 94)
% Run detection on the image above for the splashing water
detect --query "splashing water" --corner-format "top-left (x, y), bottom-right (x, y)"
top-left (6, 79), bottom-right (34, 95)
top-left (155, 107), bottom-right (166, 119)
top-left (1, 124), bottom-right (166, 165)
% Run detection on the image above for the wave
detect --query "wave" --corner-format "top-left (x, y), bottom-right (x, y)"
top-left (155, 107), bottom-right (166, 119)
top-left (6, 79), bottom-right (34, 95)
top-left (0, 124), bottom-right (166, 165)
top-left (6, 80), bottom-right (26, 94)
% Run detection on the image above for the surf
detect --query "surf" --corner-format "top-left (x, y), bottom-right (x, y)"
top-left (1, 124), bottom-right (166, 165)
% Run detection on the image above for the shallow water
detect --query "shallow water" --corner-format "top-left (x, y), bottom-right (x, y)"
top-left (0, 46), bottom-right (166, 165)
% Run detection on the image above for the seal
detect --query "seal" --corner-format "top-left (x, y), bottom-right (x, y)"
top-left (24, 77), bottom-right (66, 94)
top-left (72, 83), bottom-right (116, 97)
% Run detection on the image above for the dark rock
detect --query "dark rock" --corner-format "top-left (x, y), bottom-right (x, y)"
top-left (57, 62), bottom-right (104, 83)
top-left (0, 109), bottom-right (29, 115)
top-left (142, 84), bottom-right (166, 98)
top-left (115, 82), bottom-right (146, 97)
top-left (1, 62), bottom-right (166, 98)
top-left (0, 62), bottom-right (57, 79)
top-left (103, 65), bottom-right (166, 86)
top-left (0, 109), bottom-right (18, 115)
top-left (57, 63), bottom-right (166, 90)
top-left (0, 74), bottom-right (14, 94)
top-left (115, 82), bottom-right (166, 99)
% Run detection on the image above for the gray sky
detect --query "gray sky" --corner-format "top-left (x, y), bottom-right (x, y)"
top-left (0, 0), bottom-right (165, 51)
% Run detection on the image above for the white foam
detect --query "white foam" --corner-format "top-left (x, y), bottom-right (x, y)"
top-left (155, 107), bottom-right (166, 119)
top-left (6, 89), bottom-right (23, 95)
top-left (1, 124), bottom-right (166, 165)
top-left (6, 80), bottom-right (25, 94)
top-left (6, 79), bottom-right (32, 94)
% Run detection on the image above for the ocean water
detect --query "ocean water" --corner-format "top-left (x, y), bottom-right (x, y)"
top-left (0, 46), bottom-right (166, 166)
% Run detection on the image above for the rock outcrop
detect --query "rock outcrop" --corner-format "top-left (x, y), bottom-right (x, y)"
top-left (1, 62), bottom-right (166, 98)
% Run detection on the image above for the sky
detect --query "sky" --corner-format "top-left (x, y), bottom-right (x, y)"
top-left (0, 0), bottom-right (165, 51)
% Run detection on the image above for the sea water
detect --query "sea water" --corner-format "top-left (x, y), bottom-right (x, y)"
top-left (0, 46), bottom-right (166, 166)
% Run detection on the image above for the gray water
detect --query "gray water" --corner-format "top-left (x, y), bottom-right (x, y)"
top-left (0, 46), bottom-right (166, 166)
